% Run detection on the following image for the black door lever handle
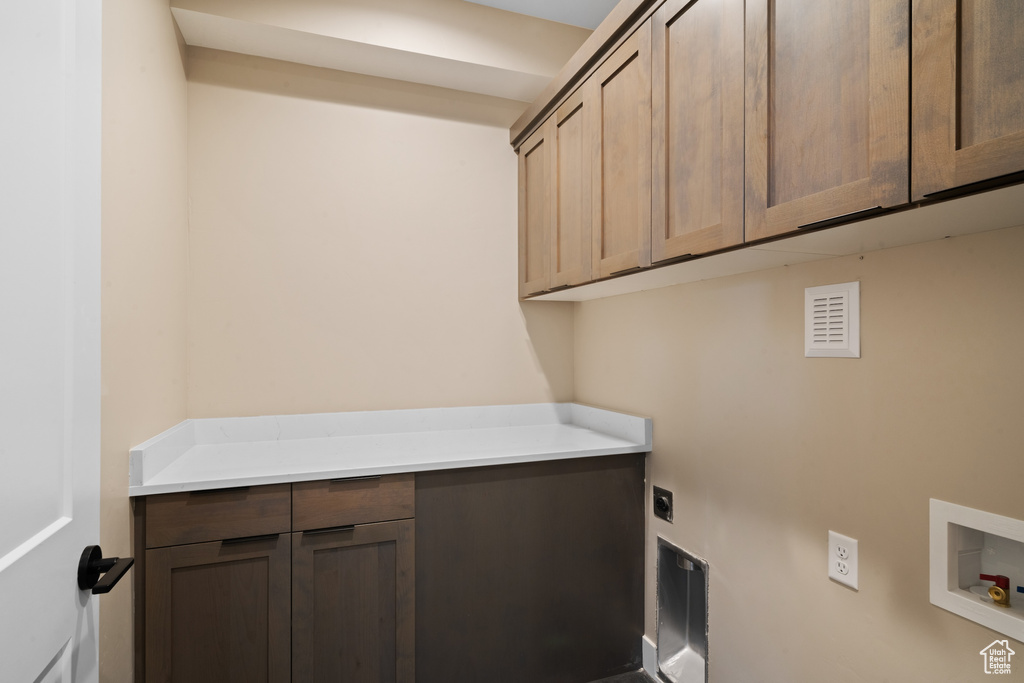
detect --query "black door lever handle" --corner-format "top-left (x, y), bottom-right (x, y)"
top-left (78, 545), bottom-right (134, 595)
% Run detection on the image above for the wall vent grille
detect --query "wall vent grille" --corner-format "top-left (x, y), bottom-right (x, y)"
top-left (805, 281), bottom-right (860, 358)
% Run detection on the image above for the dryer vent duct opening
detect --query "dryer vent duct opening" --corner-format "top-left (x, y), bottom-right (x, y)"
top-left (656, 538), bottom-right (708, 683)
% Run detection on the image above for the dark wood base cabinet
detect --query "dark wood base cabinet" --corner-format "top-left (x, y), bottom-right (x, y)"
top-left (145, 535), bottom-right (292, 683)
top-left (415, 454), bottom-right (645, 683)
top-left (292, 521), bottom-right (415, 683)
top-left (136, 476), bottom-right (415, 683)
top-left (134, 457), bottom-right (645, 683)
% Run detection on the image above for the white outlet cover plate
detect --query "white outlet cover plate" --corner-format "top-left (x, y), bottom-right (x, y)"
top-left (829, 530), bottom-right (859, 590)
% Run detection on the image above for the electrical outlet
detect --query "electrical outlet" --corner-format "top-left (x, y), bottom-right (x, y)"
top-left (653, 486), bottom-right (673, 522)
top-left (829, 530), bottom-right (858, 590)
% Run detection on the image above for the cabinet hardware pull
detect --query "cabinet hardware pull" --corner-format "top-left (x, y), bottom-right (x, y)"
top-left (329, 475), bottom-right (382, 484)
top-left (304, 525), bottom-right (356, 536)
top-left (923, 170), bottom-right (1024, 200)
top-left (191, 486), bottom-right (250, 495)
top-left (546, 284), bottom-right (572, 292)
top-left (222, 533), bottom-right (279, 545)
top-left (797, 206), bottom-right (883, 231)
top-left (609, 266), bottom-right (643, 276)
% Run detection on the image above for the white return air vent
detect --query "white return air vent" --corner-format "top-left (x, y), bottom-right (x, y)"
top-left (805, 281), bottom-right (860, 358)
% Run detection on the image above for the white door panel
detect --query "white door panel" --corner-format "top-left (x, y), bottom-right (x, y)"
top-left (0, 0), bottom-right (102, 680)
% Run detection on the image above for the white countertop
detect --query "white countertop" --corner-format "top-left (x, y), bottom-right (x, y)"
top-left (128, 403), bottom-right (652, 496)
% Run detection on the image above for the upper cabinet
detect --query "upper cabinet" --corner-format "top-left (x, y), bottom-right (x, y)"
top-left (551, 89), bottom-right (594, 289)
top-left (513, 0), bottom-right (1024, 299)
top-left (912, 0), bottom-right (1024, 200)
top-left (518, 120), bottom-right (553, 298)
top-left (518, 22), bottom-right (652, 297)
top-left (651, 0), bottom-right (744, 262)
top-left (589, 23), bottom-right (653, 279)
top-left (744, 0), bottom-right (909, 241)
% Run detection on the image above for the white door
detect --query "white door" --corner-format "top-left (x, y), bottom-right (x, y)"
top-left (0, 0), bottom-right (103, 681)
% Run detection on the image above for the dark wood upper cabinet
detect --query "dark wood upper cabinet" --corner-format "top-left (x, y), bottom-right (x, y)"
top-left (145, 536), bottom-right (291, 683)
top-left (589, 22), bottom-right (653, 279)
top-left (744, 0), bottom-right (910, 241)
top-left (513, 0), bottom-right (1024, 296)
top-left (550, 88), bottom-right (594, 289)
top-left (652, 0), bottom-right (745, 262)
top-left (912, 0), bottom-right (1024, 199)
top-left (518, 120), bottom-right (553, 298)
top-left (292, 521), bottom-right (415, 683)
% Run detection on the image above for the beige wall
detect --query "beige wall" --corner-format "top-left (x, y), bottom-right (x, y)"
top-left (574, 224), bottom-right (1024, 681)
top-left (100, 20), bottom-right (573, 678)
top-left (101, 0), bottom-right (189, 681)
top-left (185, 48), bottom-right (572, 418)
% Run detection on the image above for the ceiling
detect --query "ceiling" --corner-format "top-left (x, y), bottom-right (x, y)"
top-left (462, 0), bottom-right (618, 29)
top-left (171, 0), bottom-right (596, 103)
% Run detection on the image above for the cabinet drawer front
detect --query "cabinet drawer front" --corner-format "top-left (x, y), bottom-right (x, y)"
top-left (145, 484), bottom-right (291, 548)
top-left (292, 473), bottom-right (414, 530)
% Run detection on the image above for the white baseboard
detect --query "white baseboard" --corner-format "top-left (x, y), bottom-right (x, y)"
top-left (642, 634), bottom-right (657, 677)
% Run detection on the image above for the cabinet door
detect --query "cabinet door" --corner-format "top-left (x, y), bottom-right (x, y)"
top-left (913, 0), bottom-right (1024, 199)
top-left (518, 120), bottom-right (554, 298)
top-left (652, 0), bottom-right (744, 262)
top-left (146, 535), bottom-right (291, 683)
top-left (550, 88), bottom-right (593, 289)
top-left (590, 22), bottom-right (653, 279)
top-left (415, 454), bottom-right (645, 683)
top-left (292, 521), bottom-right (415, 683)
top-left (745, 0), bottom-right (909, 241)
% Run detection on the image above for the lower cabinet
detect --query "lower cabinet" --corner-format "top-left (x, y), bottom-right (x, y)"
top-left (138, 475), bottom-right (414, 683)
top-left (292, 521), bottom-right (415, 683)
top-left (415, 453), bottom-right (645, 683)
top-left (136, 459), bottom-right (645, 683)
top-left (146, 535), bottom-right (291, 683)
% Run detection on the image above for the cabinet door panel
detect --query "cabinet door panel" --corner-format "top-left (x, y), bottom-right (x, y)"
top-left (550, 89), bottom-right (593, 288)
top-left (146, 536), bottom-right (291, 683)
top-left (591, 23), bottom-right (653, 279)
top-left (652, 0), bottom-right (744, 261)
top-left (913, 0), bottom-right (1024, 199)
top-left (292, 521), bottom-right (415, 683)
top-left (518, 121), bottom-right (553, 297)
top-left (415, 454), bottom-right (645, 683)
top-left (746, 0), bottom-right (908, 240)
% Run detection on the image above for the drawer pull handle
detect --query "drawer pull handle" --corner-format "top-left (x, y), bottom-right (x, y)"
top-left (304, 525), bottom-right (356, 536)
top-left (192, 486), bottom-right (250, 496)
top-left (329, 475), bottom-right (382, 484)
top-left (222, 533), bottom-right (279, 545)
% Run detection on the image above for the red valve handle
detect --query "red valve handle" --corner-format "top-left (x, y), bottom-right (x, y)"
top-left (980, 574), bottom-right (1010, 590)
